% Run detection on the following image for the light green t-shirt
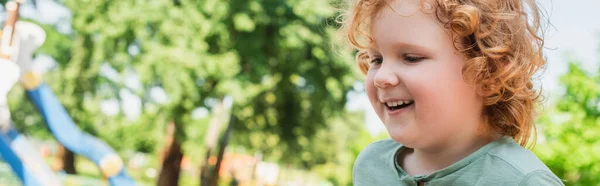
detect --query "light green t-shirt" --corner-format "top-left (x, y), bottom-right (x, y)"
top-left (353, 136), bottom-right (564, 186)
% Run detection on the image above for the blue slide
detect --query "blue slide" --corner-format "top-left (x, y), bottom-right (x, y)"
top-left (0, 124), bottom-right (61, 186)
top-left (27, 83), bottom-right (136, 186)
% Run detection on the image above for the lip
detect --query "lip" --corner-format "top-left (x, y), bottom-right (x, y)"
top-left (385, 102), bottom-right (414, 116)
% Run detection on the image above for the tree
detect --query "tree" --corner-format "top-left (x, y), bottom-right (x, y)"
top-left (60, 0), bottom-right (356, 185)
top-left (535, 62), bottom-right (600, 185)
top-left (16, 0), bottom-right (357, 185)
top-left (224, 0), bottom-right (356, 168)
top-left (60, 1), bottom-right (239, 185)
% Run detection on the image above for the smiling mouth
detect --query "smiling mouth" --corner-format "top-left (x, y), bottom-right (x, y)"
top-left (385, 100), bottom-right (414, 111)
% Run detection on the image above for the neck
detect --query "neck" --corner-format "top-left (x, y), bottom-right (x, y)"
top-left (403, 133), bottom-right (501, 175)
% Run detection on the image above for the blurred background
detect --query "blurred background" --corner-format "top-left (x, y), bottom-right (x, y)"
top-left (1, 0), bottom-right (599, 185)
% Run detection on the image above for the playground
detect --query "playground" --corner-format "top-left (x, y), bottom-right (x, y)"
top-left (1, 0), bottom-right (599, 185)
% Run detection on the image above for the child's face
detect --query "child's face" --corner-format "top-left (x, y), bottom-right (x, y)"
top-left (365, 0), bottom-right (485, 148)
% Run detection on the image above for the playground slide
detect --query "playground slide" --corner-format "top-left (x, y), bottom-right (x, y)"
top-left (0, 61), bottom-right (60, 186)
top-left (9, 20), bottom-right (136, 185)
top-left (1, 2), bottom-right (133, 185)
top-left (27, 84), bottom-right (136, 186)
top-left (0, 127), bottom-right (43, 186)
top-left (0, 125), bottom-right (62, 186)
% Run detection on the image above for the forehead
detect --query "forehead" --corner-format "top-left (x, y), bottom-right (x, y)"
top-left (368, 0), bottom-right (448, 51)
top-left (377, 0), bottom-right (428, 15)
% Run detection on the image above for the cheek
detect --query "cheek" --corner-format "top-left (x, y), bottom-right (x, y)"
top-left (407, 61), bottom-right (480, 124)
top-left (364, 74), bottom-right (378, 102)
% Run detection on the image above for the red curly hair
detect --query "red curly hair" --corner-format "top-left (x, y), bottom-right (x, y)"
top-left (338, 0), bottom-right (546, 147)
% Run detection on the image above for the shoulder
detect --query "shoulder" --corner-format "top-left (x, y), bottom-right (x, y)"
top-left (486, 138), bottom-right (549, 174)
top-left (518, 170), bottom-right (565, 186)
top-left (353, 139), bottom-right (402, 185)
top-left (483, 137), bottom-right (563, 185)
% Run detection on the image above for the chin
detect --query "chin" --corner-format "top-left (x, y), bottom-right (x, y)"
top-left (386, 127), bottom-right (417, 147)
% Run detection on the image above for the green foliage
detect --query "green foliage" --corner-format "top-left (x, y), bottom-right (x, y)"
top-left (224, 0), bottom-right (356, 168)
top-left (10, 0), bottom-right (360, 184)
top-left (535, 62), bottom-right (600, 185)
top-left (59, 0), bottom-right (241, 144)
top-left (7, 85), bottom-right (50, 139)
top-left (309, 111), bottom-right (375, 186)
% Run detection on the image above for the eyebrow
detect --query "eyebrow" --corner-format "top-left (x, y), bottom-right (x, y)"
top-left (369, 41), bottom-right (432, 56)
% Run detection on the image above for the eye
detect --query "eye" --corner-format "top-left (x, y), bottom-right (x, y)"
top-left (404, 54), bottom-right (426, 63)
top-left (369, 56), bottom-right (383, 66)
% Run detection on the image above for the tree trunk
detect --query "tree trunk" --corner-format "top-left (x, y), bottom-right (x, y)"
top-left (63, 147), bottom-right (76, 174)
top-left (208, 114), bottom-right (235, 186)
top-left (200, 102), bottom-right (224, 186)
top-left (199, 148), bottom-right (213, 186)
top-left (54, 144), bottom-right (77, 174)
top-left (157, 122), bottom-right (184, 186)
top-left (158, 122), bottom-right (176, 165)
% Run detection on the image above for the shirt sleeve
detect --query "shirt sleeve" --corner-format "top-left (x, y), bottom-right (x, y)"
top-left (519, 170), bottom-right (564, 186)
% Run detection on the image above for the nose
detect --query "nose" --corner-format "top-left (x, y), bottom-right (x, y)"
top-left (373, 63), bottom-right (400, 89)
